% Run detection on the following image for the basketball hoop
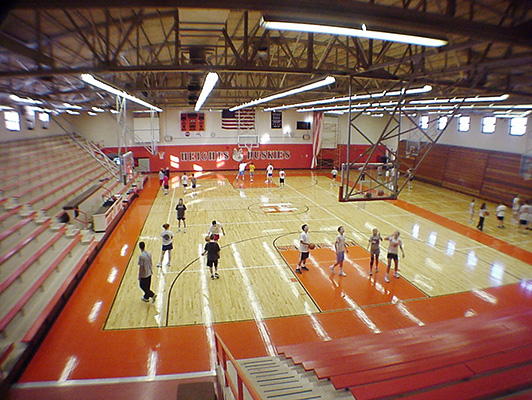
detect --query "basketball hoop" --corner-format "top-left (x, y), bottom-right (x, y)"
top-left (158, 151), bottom-right (165, 160)
top-left (237, 135), bottom-right (259, 157)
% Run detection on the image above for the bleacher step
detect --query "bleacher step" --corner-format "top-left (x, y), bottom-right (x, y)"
top-left (236, 356), bottom-right (353, 400)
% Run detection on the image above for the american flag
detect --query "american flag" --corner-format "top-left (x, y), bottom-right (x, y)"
top-left (221, 109), bottom-right (255, 130)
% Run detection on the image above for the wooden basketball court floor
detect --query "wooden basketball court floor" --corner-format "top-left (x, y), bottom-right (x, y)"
top-left (12, 170), bottom-right (532, 396)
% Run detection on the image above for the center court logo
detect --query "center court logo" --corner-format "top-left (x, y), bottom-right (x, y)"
top-left (260, 203), bottom-right (298, 213)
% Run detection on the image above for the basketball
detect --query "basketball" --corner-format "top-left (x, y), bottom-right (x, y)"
top-left (377, 189), bottom-right (385, 196)
top-left (485, 211), bottom-right (490, 216)
top-left (205, 235), bottom-right (211, 242)
top-left (309, 243), bottom-right (316, 250)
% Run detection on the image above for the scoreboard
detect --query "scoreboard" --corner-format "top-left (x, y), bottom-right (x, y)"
top-left (181, 113), bottom-right (205, 131)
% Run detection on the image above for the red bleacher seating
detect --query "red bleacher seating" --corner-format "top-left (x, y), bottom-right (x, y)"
top-left (0, 232), bottom-right (81, 333)
top-left (277, 308), bottom-right (532, 400)
top-left (22, 239), bottom-right (97, 343)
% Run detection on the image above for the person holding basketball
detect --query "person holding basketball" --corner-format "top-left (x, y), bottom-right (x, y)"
top-left (384, 231), bottom-right (405, 282)
top-left (202, 234), bottom-right (220, 279)
top-left (208, 220), bottom-right (226, 242)
top-left (296, 224), bottom-right (311, 274)
top-left (157, 223), bottom-right (174, 268)
top-left (330, 226), bottom-right (347, 276)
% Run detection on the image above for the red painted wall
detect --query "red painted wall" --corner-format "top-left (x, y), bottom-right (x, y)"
top-left (103, 144), bottom-right (314, 172)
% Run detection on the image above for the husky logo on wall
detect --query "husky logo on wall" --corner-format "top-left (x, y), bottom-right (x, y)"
top-left (232, 148), bottom-right (244, 162)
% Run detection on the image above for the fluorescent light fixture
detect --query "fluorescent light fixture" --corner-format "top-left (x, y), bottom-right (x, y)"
top-left (264, 85), bottom-right (431, 112)
top-left (88, 111), bottom-right (98, 116)
top-left (66, 109), bottom-right (80, 115)
top-left (0, 105), bottom-right (14, 111)
top-left (262, 19), bottom-right (447, 47)
top-left (110, 109), bottom-right (119, 114)
top-left (9, 94), bottom-right (42, 105)
top-left (231, 76), bottom-right (335, 111)
top-left (92, 106), bottom-right (105, 112)
top-left (410, 94), bottom-right (509, 105)
top-left (81, 74), bottom-right (163, 112)
top-left (195, 72), bottom-right (219, 112)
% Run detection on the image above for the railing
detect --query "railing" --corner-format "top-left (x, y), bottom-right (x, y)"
top-left (214, 332), bottom-right (262, 400)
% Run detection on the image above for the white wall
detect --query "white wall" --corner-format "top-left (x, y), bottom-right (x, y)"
top-left (9, 108), bottom-right (526, 155)
top-left (0, 111), bottom-right (66, 143)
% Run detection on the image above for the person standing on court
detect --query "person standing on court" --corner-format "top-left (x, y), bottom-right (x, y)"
top-left (495, 202), bottom-right (507, 228)
top-left (512, 194), bottom-right (522, 223)
top-left (202, 234), bottom-right (221, 279)
top-left (330, 226), bottom-right (347, 276)
top-left (368, 228), bottom-right (382, 276)
top-left (331, 167), bottom-right (338, 185)
top-left (384, 231), bottom-right (405, 283)
top-left (138, 241), bottom-right (156, 302)
top-left (236, 161), bottom-right (248, 181)
top-left (477, 203), bottom-right (488, 231)
top-left (158, 168), bottom-right (165, 186)
top-left (468, 199), bottom-right (475, 224)
top-left (249, 162), bottom-right (256, 182)
top-left (296, 224), bottom-right (310, 274)
top-left (181, 172), bottom-right (189, 194)
top-left (279, 169), bottom-right (286, 188)
top-left (157, 223), bottom-right (174, 267)
top-left (162, 173), bottom-right (169, 195)
top-left (518, 200), bottom-right (531, 233)
top-left (266, 163), bottom-right (274, 184)
top-left (208, 220), bottom-right (226, 242)
top-left (175, 198), bottom-right (187, 233)
top-left (190, 173), bottom-right (197, 196)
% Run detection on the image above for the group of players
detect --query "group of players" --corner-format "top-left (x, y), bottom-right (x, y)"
top-left (138, 167), bottom-right (411, 303)
top-left (236, 161), bottom-right (286, 187)
top-left (296, 224), bottom-right (405, 283)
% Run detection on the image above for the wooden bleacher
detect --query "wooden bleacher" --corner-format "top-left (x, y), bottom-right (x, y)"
top-left (0, 134), bottom-right (140, 387)
top-left (277, 307), bottom-right (532, 400)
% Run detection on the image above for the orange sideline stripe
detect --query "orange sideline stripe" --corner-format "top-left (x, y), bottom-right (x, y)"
top-left (393, 199), bottom-right (532, 266)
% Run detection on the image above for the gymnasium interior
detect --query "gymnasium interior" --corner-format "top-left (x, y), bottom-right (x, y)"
top-left (1, 1), bottom-right (532, 399)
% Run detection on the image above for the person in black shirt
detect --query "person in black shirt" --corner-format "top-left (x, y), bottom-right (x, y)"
top-left (202, 234), bottom-right (220, 279)
top-left (175, 197), bottom-right (187, 232)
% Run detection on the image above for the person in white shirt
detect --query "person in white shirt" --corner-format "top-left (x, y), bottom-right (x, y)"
top-left (330, 226), bottom-right (348, 276)
top-left (266, 163), bottom-right (274, 184)
top-left (181, 172), bottom-right (189, 193)
top-left (468, 199), bottom-right (475, 224)
top-left (512, 194), bottom-right (522, 223)
top-left (384, 231), bottom-right (405, 283)
top-left (296, 224), bottom-right (310, 274)
top-left (331, 167), bottom-right (338, 185)
top-left (495, 203), bottom-right (507, 228)
top-left (208, 220), bottom-right (226, 242)
top-left (279, 169), bottom-right (286, 188)
top-left (236, 162), bottom-right (248, 181)
top-left (518, 201), bottom-right (531, 233)
top-left (157, 223), bottom-right (174, 268)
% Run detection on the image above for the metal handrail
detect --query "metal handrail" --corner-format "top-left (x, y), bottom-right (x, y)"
top-left (214, 332), bottom-right (263, 400)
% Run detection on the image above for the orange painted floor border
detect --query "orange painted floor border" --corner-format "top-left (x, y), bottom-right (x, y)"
top-left (279, 245), bottom-right (427, 311)
top-left (13, 172), bottom-right (532, 394)
top-left (393, 199), bottom-right (532, 266)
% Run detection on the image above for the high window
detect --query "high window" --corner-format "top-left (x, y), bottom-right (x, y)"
top-left (509, 117), bottom-right (527, 136)
top-left (458, 116), bottom-right (470, 132)
top-left (482, 116), bottom-right (496, 134)
top-left (437, 116), bottom-right (448, 130)
top-left (420, 115), bottom-right (429, 129)
top-left (4, 110), bottom-right (20, 131)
